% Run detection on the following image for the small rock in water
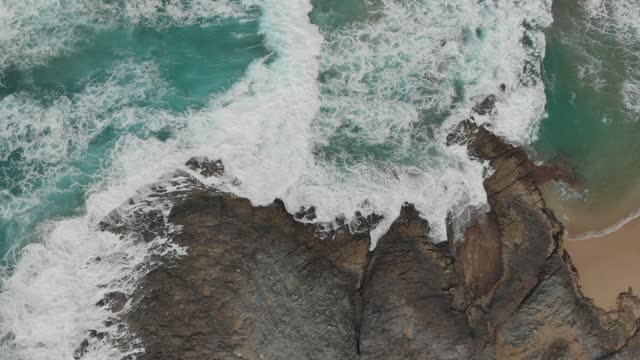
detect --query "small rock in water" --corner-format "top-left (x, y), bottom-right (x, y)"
top-left (295, 206), bottom-right (317, 221)
top-left (350, 211), bottom-right (384, 233)
top-left (0, 331), bottom-right (15, 345)
top-left (73, 339), bottom-right (89, 360)
top-left (186, 156), bottom-right (225, 177)
top-left (95, 291), bottom-right (127, 313)
top-left (473, 95), bottom-right (497, 115)
top-left (87, 330), bottom-right (108, 340)
top-left (72, 330), bottom-right (109, 360)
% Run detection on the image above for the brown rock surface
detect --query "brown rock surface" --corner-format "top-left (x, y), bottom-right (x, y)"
top-left (357, 204), bottom-right (490, 360)
top-left (111, 185), bottom-right (370, 360)
top-left (448, 120), bottom-right (640, 359)
top-left (87, 116), bottom-right (640, 359)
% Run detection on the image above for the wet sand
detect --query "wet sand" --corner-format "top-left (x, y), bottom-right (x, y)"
top-left (564, 219), bottom-right (640, 310)
top-left (542, 184), bottom-right (640, 310)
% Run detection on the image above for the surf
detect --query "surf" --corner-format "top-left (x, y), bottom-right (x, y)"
top-left (0, 0), bottom-right (555, 358)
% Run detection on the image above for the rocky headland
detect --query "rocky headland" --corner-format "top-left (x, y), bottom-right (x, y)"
top-left (83, 116), bottom-right (640, 359)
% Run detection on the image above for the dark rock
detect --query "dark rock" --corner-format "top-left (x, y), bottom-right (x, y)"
top-left (533, 157), bottom-right (583, 188)
top-left (88, 330), bottom-right (108, 341)
top-left (96, 291), bottom-right (127, 313)
top-left (186, 156), bottom-right (224, 177)
top-left (448, 120), bottom-right (640, 358)
top-left (0, 331), bottom-right (15, 345)
top-left (73, 339), bottom-right (89, 360)
top-left (473, 95), bottom-right (497, 115)
top-left (73, 330), bottom-right (110, 360)
top-left (99, 120), bottom-right (640, 359)
top-left (294, 205), bottom-right (317, 221)
top-left (358, 204), bottom-right (487, 359)
top-left (98, 171), bottom-right (200, 243)
top-left (118, 187), bottom-right (370, 360)
top-left (454, 211), bottom-right (503, 302)
top-left (350, 211), bottom-right (384, 233)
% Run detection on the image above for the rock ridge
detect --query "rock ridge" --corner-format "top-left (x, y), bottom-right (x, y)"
top-left (82, 120), bottom-right (640, 359)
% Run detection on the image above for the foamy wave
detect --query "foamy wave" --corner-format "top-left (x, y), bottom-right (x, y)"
top-left (287, 0), bottom-right (550, 241)
top-left (581, 0), bottom-right (640, 118)
top-left (176, 0), bottom-right (326, 219)
top-left (623, 77), bottom-right (640, 117)
top-left (0, 0), bottom-right (251, 74)
top-left (0, 0), bottom-right (556, 357)
top-left (570, 206), bottom-right (640, 241)
top-left (181, 0), bottom-right (552, 243)
top-left (121, 0), bottom-right (249, 26)
top-left (0, 173), bottom-right (190, 359)
top-left (0, 61), bottom-right (180, 251)
top-left (582, 0), bottom-right (640, 45)
top-left (0, 61), bottom-right (185, 359)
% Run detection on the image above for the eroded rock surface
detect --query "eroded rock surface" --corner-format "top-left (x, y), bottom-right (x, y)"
top-left (448, 120), bottom-right (640, 359)
top-left (186, 156), bottom-right (225, 178)
top-left (358, 205), bottom-right (490, 360)
top-left (90, 119), bottom-right (640, 359)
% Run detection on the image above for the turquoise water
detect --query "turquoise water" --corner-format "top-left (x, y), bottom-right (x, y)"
top-left (2, 0), bottom-right (640, 357)
top-left (0, 11), bottom-right (265, 262)
top-left (0, 0), bottom-right (552, 267)
top-left (535, 0), bottom-right (640, 208)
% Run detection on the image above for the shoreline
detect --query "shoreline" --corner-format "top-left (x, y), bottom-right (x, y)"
top-left (93, 121), bottom-right (640, 359)
top-left (542, 182), bottom-right (640, 310)
top-left (541, 180), bottom-right (640, 239)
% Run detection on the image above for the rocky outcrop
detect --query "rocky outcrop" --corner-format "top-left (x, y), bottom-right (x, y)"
top-left (185, 156), bottom-right (225, 178)
top-left (447, 120), bottom-right (640, 359)
top-left (87, 119), bottom-right (640, 359)
top-left (100, 180), bottom-right (371, 360)
top-left (357, 205), bottom-right (491, 360)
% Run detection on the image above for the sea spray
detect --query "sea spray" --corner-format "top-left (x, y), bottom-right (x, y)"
top-left (579, 0), bottom-right (640, 118)
top-left (0, 0), bottom-right (556, 358)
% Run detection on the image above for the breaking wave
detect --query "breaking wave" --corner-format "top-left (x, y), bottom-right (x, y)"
top-left (0, 0), bottom-right (554, 358)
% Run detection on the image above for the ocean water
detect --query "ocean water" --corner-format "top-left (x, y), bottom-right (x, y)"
top-left (534, 0), bottom-right (640, 229)
top-left (2, 0), bottom-right (631, 358)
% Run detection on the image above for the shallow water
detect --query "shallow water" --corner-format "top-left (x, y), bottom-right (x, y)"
top-left (536, 0), bottom-right (640, 210)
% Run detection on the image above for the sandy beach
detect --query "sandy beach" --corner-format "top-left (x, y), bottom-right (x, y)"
top-left (542, 184), bottom-right (640, 310)
top-left (564, 220), bottom-right (640, 310)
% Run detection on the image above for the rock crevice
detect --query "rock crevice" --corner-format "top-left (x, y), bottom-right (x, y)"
top-left (85, 120), bottom-right (640, 359)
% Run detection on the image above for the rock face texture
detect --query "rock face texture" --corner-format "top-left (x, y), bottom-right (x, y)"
top-left (98, 174), bottom-right (370, 360)
top-left (447, 121), bottom-right (640, 359)
top-left (90, 119), bottom-right (640, 359)
top-left (357, 205), bottom-right (489, 360)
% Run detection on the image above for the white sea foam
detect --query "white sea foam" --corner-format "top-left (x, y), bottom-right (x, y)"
top-left (581, 0), bottom-right (640, 118)
top-left (267, 0), bottom-right (551, 242)
top-left (0, 0), bottom-right (556, 358)
top-left (122, 0), bottom-right (248, 26)
top-left (582, 0), bottom-right (640, 44)
top-left (0, 172), bottom-right (189, 359)
top-left (569, 206), bottom-right (640, 241)
top-left (0, 0), bottom-right (251, 74)
top-left (0, 0), bottom-right (554, 246)
top-left (0, 60), bottom-right (181, 251)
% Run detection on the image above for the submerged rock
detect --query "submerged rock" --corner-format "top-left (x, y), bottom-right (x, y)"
top-left (472, 95), bottom-right (497, 115)
top-left (96, 292), bottom-right (127, 313)
top-left (186, 156), bottom-right (225, 177)
top-left (93, 122), bottom-right (640, 359)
